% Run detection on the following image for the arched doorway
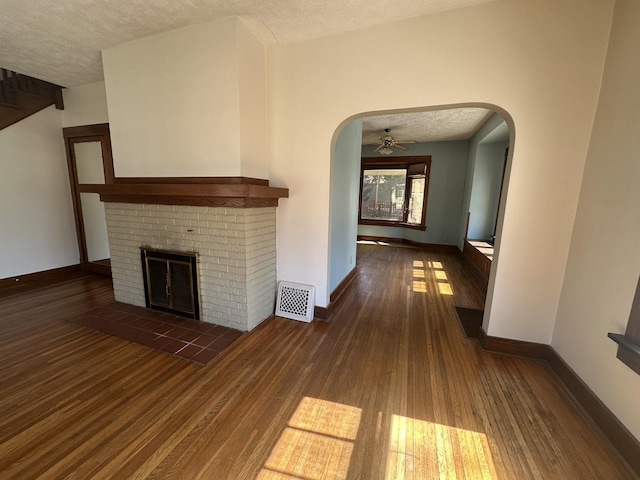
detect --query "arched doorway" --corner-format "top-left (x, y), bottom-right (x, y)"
top-left (328, 104), bottom-right (514, 329)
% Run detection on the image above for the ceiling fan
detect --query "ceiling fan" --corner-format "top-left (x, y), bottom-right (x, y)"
top-left (373, 128), bottom-right (416, 155)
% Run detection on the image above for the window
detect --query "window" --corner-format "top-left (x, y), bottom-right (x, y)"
top-left (359, 156), bottom-right (431, 230)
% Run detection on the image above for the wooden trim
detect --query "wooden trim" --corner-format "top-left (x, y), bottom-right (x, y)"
top-left (314, 266), bottom-right (360, 323)
top-left (615, 345), bottom-right (640, 376)
top-left (465, 211), bottom-right (471, 239)
top-left (359, 156), bottom-right (431, 230)
top-left (358, 219), bottom-right (427, 231)
top-left (113, 176), bottom-right (269, 186)
top-left (462, 240), bottom-right (491, 280)
top-left (80, 183), bottom-right (288, 208)
top-left (0, 265), bottom-right (81, 290)
top-left (62, 122), bottom-right (116, 276)
top-left (99, 194), bottom-right (280, 208)
top-left (101, 137), bottom-right (115, 184)
top-left (63, 123), bottom-right (114, 184)
top-left (477, 328), bottom-right (551, 360)
top-left (609, 333), bottom-right (640, 375)
top-left (62, 123), bottom-right (110, 138)
top-left (609, 275), bottom-right (640, 375)
top-left (84, 262), bottom-right (111, 277)
top-left (357, 235), bottom-right (459, 252)
top-left (314, 305), bottom-right (332, 321)
top-left (476, 328), bottom-right (640, 476)
top-left (53, 86), bottom-right (64, 110)
top-left (330, 267), bottom-right (357, 303)
top-left (545, 346), bottom-right (640, 475)
top-left (361, 156), bottom-right (432, 166)
top-left (63, 135), bottom-right (88, 270)
top-left (80, 183), bottom-right (288, 198)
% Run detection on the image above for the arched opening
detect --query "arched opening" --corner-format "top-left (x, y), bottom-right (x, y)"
top-left (328, 104), bottom-right (514, 330)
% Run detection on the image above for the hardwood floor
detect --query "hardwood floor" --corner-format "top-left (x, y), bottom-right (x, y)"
top-left (0, 244), bottom-right (636, 479)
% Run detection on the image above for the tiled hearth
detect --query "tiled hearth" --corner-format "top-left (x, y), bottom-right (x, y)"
top-left (70, 302), bottom-right (243, 365)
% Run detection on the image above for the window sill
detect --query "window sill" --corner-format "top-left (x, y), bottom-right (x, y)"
top-left (608, 333), bottom-right (640, 375)
top-left (358, 220), bottom-right (426, 231)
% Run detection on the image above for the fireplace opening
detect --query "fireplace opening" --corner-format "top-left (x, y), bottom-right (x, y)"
top-left (141, 248), bottom-right (200, 320)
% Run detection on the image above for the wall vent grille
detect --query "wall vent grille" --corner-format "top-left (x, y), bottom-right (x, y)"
top-left (275, 281), bottom-right (315, 323)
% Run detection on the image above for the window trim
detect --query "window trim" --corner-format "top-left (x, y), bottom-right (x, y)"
top-left (358, 156), bottom-right (431, 231)
top-left (608, 275), bottom-right (640, 375)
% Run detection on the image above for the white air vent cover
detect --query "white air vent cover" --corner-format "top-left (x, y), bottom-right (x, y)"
top-left (275, 281), bottom-right (315, 323)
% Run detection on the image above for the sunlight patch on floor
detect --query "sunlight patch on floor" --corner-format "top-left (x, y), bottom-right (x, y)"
top-left (357, 240), bottom-right (390, 246)
top-left (259, 397), bottom-right (362, 480)
top-left (386, 415), bottom-right (498, 479)
top-left (412, 260), bottom-right (428, 293)
top-left (426, 260), bottom-right (454, 296)
top-left (412, 280), bottom-right (428, 293)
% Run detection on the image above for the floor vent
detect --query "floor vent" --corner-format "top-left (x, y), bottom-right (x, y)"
top-left (275, 281), bottom-right (315, 323)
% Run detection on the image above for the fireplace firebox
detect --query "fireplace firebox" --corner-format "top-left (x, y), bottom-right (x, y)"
top-left (141, 248), bottom-right (200, 320)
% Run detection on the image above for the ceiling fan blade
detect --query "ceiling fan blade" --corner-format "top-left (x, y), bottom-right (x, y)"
top-left (395, 144), bottom-right (409, 150)
top-left (373, 145), bottom-right (383, 152)
top-left (396, 140), bottom-right (417, 144)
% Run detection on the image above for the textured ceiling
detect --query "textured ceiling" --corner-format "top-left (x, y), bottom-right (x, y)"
top-left (0, 0), bottom-right (494, 87)
top-left (362, 108), bottom-right (495, 145)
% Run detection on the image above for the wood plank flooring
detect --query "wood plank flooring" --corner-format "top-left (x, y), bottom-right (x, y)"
top-left (0, 244), bottom-right (636, 479)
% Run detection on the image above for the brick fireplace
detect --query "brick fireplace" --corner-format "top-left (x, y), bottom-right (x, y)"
top-left (85, 179), bottom-right (288, 332)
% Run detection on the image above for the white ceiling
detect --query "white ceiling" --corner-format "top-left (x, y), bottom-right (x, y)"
top-left (361, 108), bottom-right (495, 145)
top-left (0, 0), bottom-right (494, 88)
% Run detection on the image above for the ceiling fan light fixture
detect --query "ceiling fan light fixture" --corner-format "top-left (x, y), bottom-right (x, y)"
top-left (373, 128), bottom-right (415, 155)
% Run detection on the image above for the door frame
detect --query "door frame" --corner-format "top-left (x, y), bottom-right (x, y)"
top-left (63, 123), bottom-right (114, 276)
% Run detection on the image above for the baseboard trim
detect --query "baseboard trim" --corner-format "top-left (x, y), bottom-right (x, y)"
top-left (478, 328), bottom-right (640, 476)
top-left (357, 235), bottom-right (459, 252)
top-left (314, 266), bottom-right (359, 322)
top-left (0, 264), bottom-right (82, 291)
top-left (330, 267), bottom-right (357, 304)
top-left (314, 305), bottom-right (332, 321)
top-left (478, 328), bottom-right (551, 360)
top-left (545, 347), bottom-right (640, 475)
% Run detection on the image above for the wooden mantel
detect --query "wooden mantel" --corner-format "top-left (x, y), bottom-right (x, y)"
top-left (78, 177), bottom-right (289, 208)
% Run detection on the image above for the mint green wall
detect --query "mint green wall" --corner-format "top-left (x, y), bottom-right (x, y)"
top-left (329, 119), bottom-right (362, 293)
top-left (468, 141), bottom-right (508, 240)
top-left (459, 114), bottom-right (509, 248)
top-left (358, 140), bottom-right (470, 246)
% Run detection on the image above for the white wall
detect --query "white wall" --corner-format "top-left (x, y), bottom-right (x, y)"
top-left (552, 0), bottom-right (640, 442)
top-left (103, 17), bottom-right (267, 178)
top-left (328, 119), bottom-right (362, 293)
top-left (62, 81), bottom-right (109, 127)
top-left (238, 19), bottom-right (269, 179)
top-left (268, 0), bottom-right (613, 335)
top-left (358, 140), bottom-right (469, 246)
top-left (0, 106), bottom-right (78, 278)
